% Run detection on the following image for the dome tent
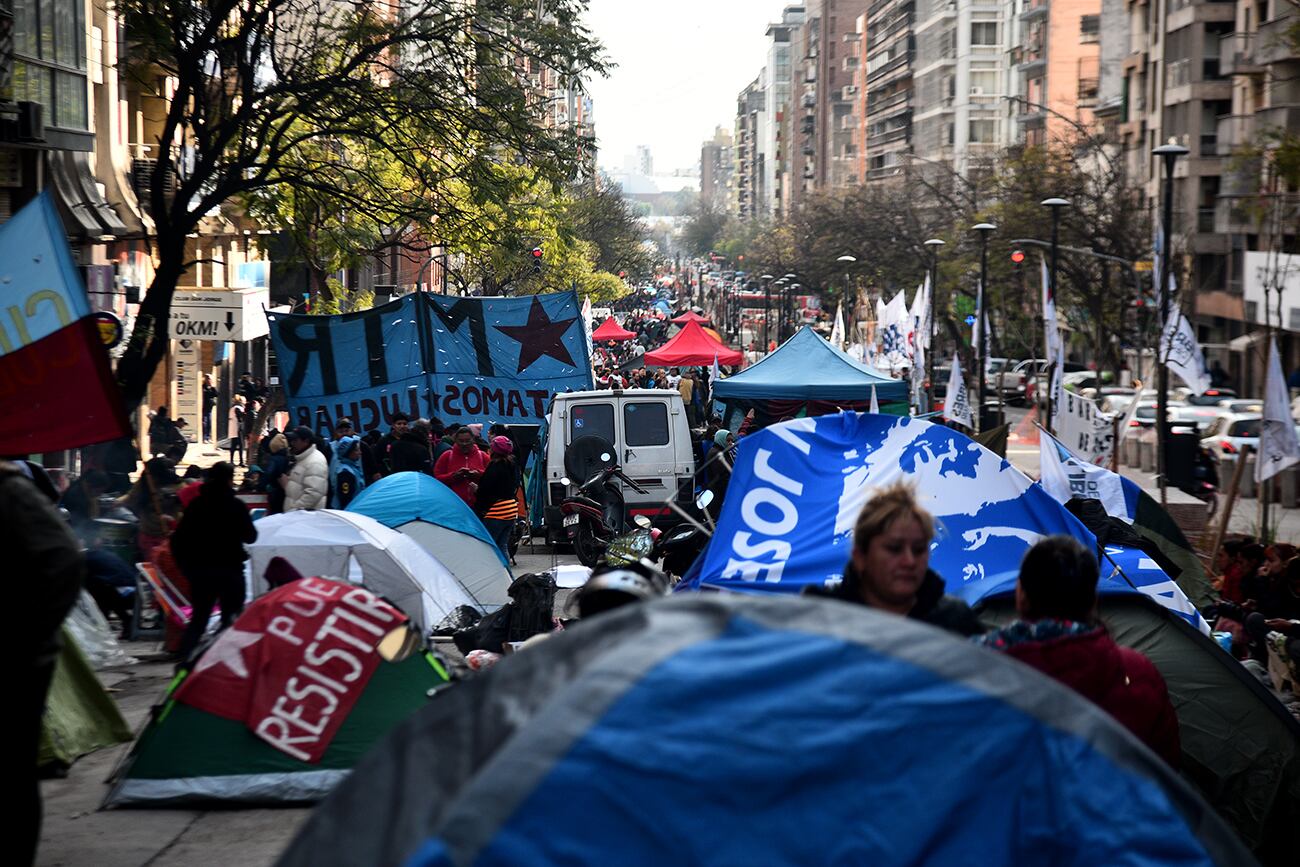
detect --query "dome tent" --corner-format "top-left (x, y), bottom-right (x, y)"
top-left (347, 473), bottom-right (513, 610)
top-left (278, 595), bottom-right (1249, 867)
top-left (247, 510), bottom-right (479, 629)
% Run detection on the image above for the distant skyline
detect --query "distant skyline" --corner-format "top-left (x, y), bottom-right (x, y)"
top-left (583, 0), bottom-right (775, 174)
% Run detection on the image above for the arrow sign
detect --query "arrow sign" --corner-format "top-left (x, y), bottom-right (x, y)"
top-left (225, 310), bottom-right (235, 333)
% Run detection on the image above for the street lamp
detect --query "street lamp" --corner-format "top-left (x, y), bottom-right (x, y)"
top-left (781, 274), bottom-right (797, 345)
top-left (972, 223), bottom-right (997, 433)
top-left (415, 249), bottom-right (452, 295)
top-left (1041, 197), bottom-right (1070, 433)
top-left (760, 274), bottom-right (774, 351)
top-left (1153, 142), bottom-right (1189, 504)
top-left (837, 255), bottom-right (857, 344)
top-left (923, 239), bottom-right (945, 411)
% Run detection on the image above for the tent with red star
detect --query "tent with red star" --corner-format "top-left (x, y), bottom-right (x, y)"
top-left (644, 319), bottom-right (743, 367)
top-left (104, 578), bottom-right (450, 807)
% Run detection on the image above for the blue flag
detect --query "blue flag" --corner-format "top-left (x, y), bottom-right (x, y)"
top-left (267, 291), bottom-right (592, 434)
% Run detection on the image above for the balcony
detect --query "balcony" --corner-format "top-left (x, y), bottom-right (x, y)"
top-left (868, 124), bottom-right (911, 146)
top-left (867, 88), bottom-right (913, 116)
top-left (1216, 113), bottom-right (1256, 149)
top-left (1219, 32), bottom-right (1263, 75)
top-left (1197, 207), bottom-right (1217, 233)
top-left (1199, 133), bottom-right (1220, 157)
top-left (1020, 0), bottom-right (1049, 21)
top-left (866, 50), bottom-right (914, 83)
top-left (1011, 44), bottom-right (1047, 73)
top-left (1258, 16), bottom-right (1300, 65)
top-left (1258, 104), bottom-right (1300, 134)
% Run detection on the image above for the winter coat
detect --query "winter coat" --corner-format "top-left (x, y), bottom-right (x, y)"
top-left (978, 619), bottom-right (1181, 767)
top-left (805, 568), bottom-right (985, 638)
top-left (264, 443), bottom-right (290, 515)
top-left (475, 459), bottom-right (518, 518)
top-left (434, 445), bottom-right (488, 508)
top-left (284, 444), bottom-right (329, 511)
top-left (390, 432), bottom-right (433, 475)
top-left (171, 484), bottom-right (257, 572)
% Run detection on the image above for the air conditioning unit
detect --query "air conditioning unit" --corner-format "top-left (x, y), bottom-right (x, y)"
top-left (17, 101), bottom-right (44, 142)
top-left (970, 86), bottom-right (985, 96)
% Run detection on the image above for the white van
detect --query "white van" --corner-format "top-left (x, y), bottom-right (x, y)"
top-left (543, 388), bottom-right (697, 541)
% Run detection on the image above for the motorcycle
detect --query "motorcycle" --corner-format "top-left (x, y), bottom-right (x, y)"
top-left (559, 453), bottom-right (649, 567)
top-left (1180, 443), bottom-right (1220, 517)
top-left (651, 490), bottom-right (715, 579)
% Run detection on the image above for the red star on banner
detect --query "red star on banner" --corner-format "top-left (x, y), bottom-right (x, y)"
top-left (494, 297), bottom-right (578, 373)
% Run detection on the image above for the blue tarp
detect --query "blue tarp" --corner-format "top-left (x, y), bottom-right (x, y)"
top-left (347, 472), bottom-right (507, 568)
top-left (678, 412), bottom-right (1208, 631)
top-left (711, 327), bottom-right (908, 403)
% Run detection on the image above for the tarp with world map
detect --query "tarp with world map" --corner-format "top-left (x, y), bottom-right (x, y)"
top-left (266, 291), bottom-right (593, 435)
top-left (679, 412), bottom-right (1208, 632)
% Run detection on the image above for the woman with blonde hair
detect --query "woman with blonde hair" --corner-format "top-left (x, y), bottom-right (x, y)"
top-left (807, 483), bottom-right (984, 636)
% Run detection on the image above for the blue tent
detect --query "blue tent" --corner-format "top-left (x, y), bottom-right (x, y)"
top-left (347, 472), bottom-right (512, 609)
top-left (713, 326), bottom-right (908, 404)
top-left (278, 595), bottom-right (1248, 867)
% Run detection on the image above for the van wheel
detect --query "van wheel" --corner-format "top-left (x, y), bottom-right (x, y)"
top-left (573, 524), bottom-right (604, 568)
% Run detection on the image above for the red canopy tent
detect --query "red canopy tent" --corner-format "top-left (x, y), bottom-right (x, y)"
top-left (670, 310), bottom-right (712, 325)
top-left (591, 316), bottom-right (636, 341)
top-left (644, 319), bottom-right (743, 367)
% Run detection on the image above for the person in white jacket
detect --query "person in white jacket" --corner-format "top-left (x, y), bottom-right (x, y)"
top-left (281, 426), bottom-right (329, 511)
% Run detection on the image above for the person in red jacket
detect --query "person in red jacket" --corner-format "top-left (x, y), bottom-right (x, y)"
top-left (433, 426), bottom-right (487, 508)
top-left (978, 536), bottom-right (1181, 768)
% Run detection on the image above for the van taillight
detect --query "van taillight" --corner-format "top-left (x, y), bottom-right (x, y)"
top-left (1221, 441), bottom-right (1236, 454)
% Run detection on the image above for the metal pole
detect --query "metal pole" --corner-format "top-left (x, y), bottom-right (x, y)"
top-left (973, 224), bottom-right (996, 433)
top-left (764, 280), bottom-right (771, 350)
top-left (923, 239), bottom-right (944, 412)
top-left (1153, 144), bottom-right (1186, 506)
top-left (1046, 208), bottom-right (1060, 433)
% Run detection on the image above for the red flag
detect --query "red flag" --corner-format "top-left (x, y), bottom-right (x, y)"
top-left (175, 577), bottom-right (407, 763)
top-left (0, 192), bottom-right (130, 452)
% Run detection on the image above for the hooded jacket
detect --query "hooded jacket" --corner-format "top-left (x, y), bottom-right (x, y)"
top-left (390, 431), bottom-right (433, 475)
top-left (978, 619), bottom-right (1181, 767)
top-left (284, 444), bottom-right (328, 511)
top-left (805, 568), bottom-right (985, 638)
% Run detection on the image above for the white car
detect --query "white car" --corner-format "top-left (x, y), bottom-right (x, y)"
top-left (1127, 400), bottom-right (1188, 430)
top-left (1201, 413), bottom-right (1260, 463)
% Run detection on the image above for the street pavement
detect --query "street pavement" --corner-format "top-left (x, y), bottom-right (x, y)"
top-left (37, 544), bottom-right (577, 867)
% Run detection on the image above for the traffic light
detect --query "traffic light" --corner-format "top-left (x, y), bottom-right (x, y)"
top-left (1010, 249), bottom-right (1026, 265)
top-left (531, 246), bottom-right (543, 275)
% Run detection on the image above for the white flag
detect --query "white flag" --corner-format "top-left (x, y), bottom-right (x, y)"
top-left (913, 275), bottom-right (931, 352)
top-left (1041, 256), bottom-right (1060, 362)
top-left (1113, 390), bottom-right (1144, 450)
top-left (869, 384), bottom-right (879, 414)
top-left (1039, 430), bottom-right (1131, 520)
top-left (1158, 309), bottom-right (1211, 396)
top-left (580, 296), bottom-right (594, 356)
top-left (943, 354), bottom-right (974, 428)
top-left (710, 353), bottom-right (722, 402)
top-left (1052, 388), bottom-right (1114, 465)
top-left (1257, 337), bottom-right (1300, 483)
top-left (830, 301), bottom-right (845, 349)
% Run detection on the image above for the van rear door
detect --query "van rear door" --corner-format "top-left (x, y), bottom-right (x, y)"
top-left (617, 397), bottom-right (676, 514)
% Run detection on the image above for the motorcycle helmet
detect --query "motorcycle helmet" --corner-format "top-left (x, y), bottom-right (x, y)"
top-left (570, 558), bottom-right (668, 619)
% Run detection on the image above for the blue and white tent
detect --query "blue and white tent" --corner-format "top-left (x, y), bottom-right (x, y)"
top-left (277, 595), bottom-right (1248, 867)
top-left (678, 413), bottom-right (1209, 632)
top-left (347, 472), bottom-right (512, 610)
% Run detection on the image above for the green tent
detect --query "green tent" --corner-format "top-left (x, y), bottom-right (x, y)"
top-left (979, 594), bottom-right (1300, 860)
top-left (40, 628), bottom-right (131, 770)
top-left (104, 650), bottom-right (449, 807)
top-left (1132, 489), bottom-right (1215, 610)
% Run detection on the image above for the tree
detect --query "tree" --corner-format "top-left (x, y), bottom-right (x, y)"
top-left (566, 179), bottom-right (656, 281)
top-left (114, 0), bottom-right (606, 411)
top-left (680, 201), bottom-right (730, 256)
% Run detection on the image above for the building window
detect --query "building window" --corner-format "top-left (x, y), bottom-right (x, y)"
top-left (10, 0), bottom-right (88, 131)
top-left (969, 119), bottom-right (999, 143)
top-left (971, 22), bottom-right (999, 46)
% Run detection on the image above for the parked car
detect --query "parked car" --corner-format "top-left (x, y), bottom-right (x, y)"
top-left (1175, 386), bottom-right (1236, 406)
top-left (1173, 403), bottom-right (1224, 432)
top-left (1201, 413), bottom-right (1259, 463)
top-left (985, 357), bottom-right (1025, 402)
top-left (1216, 398), bottom-right (1263, 415)
top-left (1127, 400), bottom-right (1188, 429)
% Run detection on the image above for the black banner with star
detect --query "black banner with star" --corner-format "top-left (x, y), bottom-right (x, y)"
top-left (266, 291), bottom-right (593, 435)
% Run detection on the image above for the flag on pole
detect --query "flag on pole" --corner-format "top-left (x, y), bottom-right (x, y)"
top-left (710, 353), bottom-right (722, 403)
top-left (943, 354), bottom-right (973, 428)
top-left (1257, 337), bottom-right (1300, 483)
top-left (1041, 256), bottom-right (1060, 362)
top-left (830, 301), bottom-right (845, 349)
top-left (869, 384), bottom-right (879, 414)
top-left (0, 191), bottom-right (130, 453)
top-left (1038, 428), bottom-right (1131, 520)
top-left (1158, 309), bottom-right (1212, 396)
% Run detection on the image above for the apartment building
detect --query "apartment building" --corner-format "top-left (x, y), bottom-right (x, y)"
top-left (765, 6), bottom-right (807, 216)
top-left (734, 75), bottom-right (768, 220)
top-left (909, 0), bottom-right (1011, 179)
top-left (858, 0), bottom-right (917, 182)
top-left (1007, 0), bottom-right (1102, 146)
top-left (701, 127), bottom-right (734, 209)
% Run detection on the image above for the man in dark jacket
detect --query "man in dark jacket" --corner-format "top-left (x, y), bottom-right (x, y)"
top-left (978, 536), bottom-right (1180, 767)
top-left (170, 461), bottom-right (258, 658)
top-left (390, 421), bottom-right (433, 474)
top-left (378, 413), bottom-right (411, 473)
top-left (5, 461), bottom-right (84, 865)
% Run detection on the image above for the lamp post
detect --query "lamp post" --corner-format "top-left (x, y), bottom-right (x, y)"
top-left (1041, 197), bottom-right (1070, 433)
top-left (415, 249), bottom-right (452, 294)
top-left (760, 274), bottom-right (774, 352)
top-left (923, 239), bottom-right (945, 411)
top-left (972, 223), bottom-right (997, 433)
top-left (772, 278), bottom-right (788, 348)
top-left (782, 274), bottom-right (796, 345)
top-left (1153, 142), bottom-right (1188, 505)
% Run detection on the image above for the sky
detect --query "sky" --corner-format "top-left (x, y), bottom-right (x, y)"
top-left (583, 0), bottom-right (777, 175)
